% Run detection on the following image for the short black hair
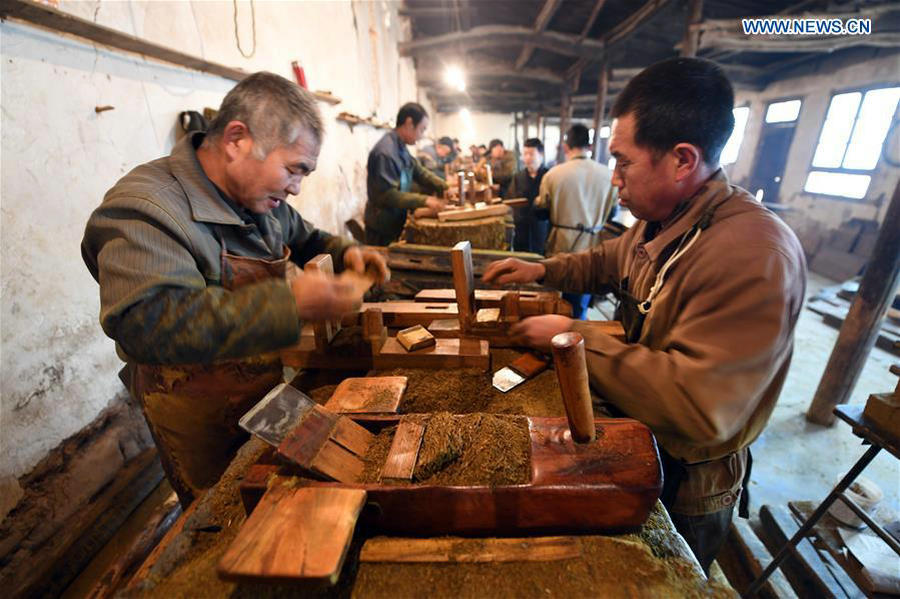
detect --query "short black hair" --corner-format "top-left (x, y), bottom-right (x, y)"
top-left (396, 102), bottom-right (428, 127)
top-left (523, 137), bottom-right (544, 154)
top-left (479, 144), bottom-right (487, 150)
top-left (564, 124), bottom-right (590, 149)
top-left (610, 57), bottom-right (734, 165)
top-left (488, 139), bottom-right (504, 152)
top-left (438, 136), bottom-right (454, 148)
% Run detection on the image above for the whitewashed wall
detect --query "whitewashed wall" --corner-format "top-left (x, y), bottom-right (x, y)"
top-left (432, 110), bottom-right (515, 151)
top-left (726, 50), bottom-right (900, 228)
top-left (0, 0), bottom-right (425, 484)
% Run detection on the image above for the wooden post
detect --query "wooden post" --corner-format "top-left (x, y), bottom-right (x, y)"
top-left (806, 180), bottom-right (900, 425)
top-left (681, 0), bottom-right (703, 57)
top-left (591, 60), bottom-right (609, 162)
top-left (451, 241), bottom-right (476, 332)
top-left (558, 86), bottom-right (571, 164)
top-left (550, 332), bottom-right (596, 443)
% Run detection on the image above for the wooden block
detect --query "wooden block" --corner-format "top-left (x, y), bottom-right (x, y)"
top-left (508, 352), bottom-right (549, 378)
top-left (359, 536), bottom-right (581, 563)
top-left (217, 485), bottom-right (366, 585)
top-left (451, 241), bottom-right (475, 331)
top-left (380, 420), bottom-right (425, 482)
top-left (396, 325), bottom-right (436, 351)
top-left (438, 204), bottom-right (509, 222)
top-left (730, 520), bottom-right (799, 599)
top-left (276, 405), bottom-right (338, 467)
top-left (375, 337), bottom-right (490, 371)
top-left (361, 308), bottom-right (387, 354)
top-left (324, 376), bottom-right (407, 414)
top-left (310, 440), bottom-right (364, 483)
top-left (474, 308), bottom-right (501, 328)
top-left (863, 392), bottom-right (900, 437)
top-left (500, 291), bottom-right (520, 322)
top-left (329, 417), bottom-right (374, 456)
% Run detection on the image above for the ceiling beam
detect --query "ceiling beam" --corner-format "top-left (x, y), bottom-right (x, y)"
top-left (577, 0), bottom-right (608, 42)
top-left (399, 25), bottom-right (605, 59)
top-left (514, 0), bottom-right (563, 70)
top-left (417, 59), bottom-right (566, 86)
top-left (566, 0), bottom-right (672, 80)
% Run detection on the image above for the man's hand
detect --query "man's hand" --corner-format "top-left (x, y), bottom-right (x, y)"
top-left (509, 315), bottom-right (573, 352)
top-left (424, 196), bottom-right (448, 216)
top-left (482, 258), bottom-right (546, 286)
top-left (290, 270), bottom-right (362, 321)
top-left (343, 246), bottom-right (390, 284)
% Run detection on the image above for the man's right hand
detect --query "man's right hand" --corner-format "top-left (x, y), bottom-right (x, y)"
top-left (424, 196), bottom-right (447, 216)
top-left (290, 270), bottom-right (362, 321)
top-left (482, 258), bottom-right (546, 286)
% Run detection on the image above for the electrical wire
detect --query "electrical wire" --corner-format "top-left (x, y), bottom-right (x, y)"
top-left (233, 0), bottom-right (256, 59)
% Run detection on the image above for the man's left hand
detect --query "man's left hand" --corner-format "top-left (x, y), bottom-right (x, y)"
top-left (343, 246), bottom-right (390, 284)
top-left (510, 315), bottom-right (573, 352)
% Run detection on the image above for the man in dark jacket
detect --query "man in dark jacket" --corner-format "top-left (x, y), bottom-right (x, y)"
top-left (507, 138), bottom-right (549, 253)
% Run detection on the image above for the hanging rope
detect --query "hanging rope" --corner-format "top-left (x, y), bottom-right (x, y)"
top-left (232, 0), bottom-right (257, 58)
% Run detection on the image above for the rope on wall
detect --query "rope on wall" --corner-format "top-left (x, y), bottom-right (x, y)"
top-left (233, 0), bottom-right (257, 58)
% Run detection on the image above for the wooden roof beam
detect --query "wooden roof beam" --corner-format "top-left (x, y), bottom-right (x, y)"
top-left (399, 25), bottom-right (605, 59)
top-left (514, 0), bottom-right (563, 70)
top-left (577, 0), bottom-right (608, 43)
top-left (417, 59), bottom-right (565, 86)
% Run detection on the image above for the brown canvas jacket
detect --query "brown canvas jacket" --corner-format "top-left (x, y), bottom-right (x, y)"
top-left (541, 169), bottom-right (806, 466)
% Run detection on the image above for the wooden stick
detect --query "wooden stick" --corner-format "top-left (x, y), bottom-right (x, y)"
top-left (451, 241), bottom-right (476, 332)
top-left (550, 332), bottom-right (596, 443)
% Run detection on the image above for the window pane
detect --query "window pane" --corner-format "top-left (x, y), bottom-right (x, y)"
top-left (765, 99), bottom-right (802, 123)
top-left (812, 92), bottom-right (861, 168)
top-left (721, 106), bottom-right (750, 165)
top-left (843, 87), bottom-right (900, 170)
top-left (804, 171), bottom-right (870, 199)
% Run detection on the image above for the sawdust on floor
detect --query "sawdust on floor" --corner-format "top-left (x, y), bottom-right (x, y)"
top-left (358, 413), bottom-right (531, 486)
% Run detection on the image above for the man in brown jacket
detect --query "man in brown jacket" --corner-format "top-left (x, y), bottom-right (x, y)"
top-left (82, 72), bottom-right (388, 505)
top-left (483, 58), bottom-right (806, 571)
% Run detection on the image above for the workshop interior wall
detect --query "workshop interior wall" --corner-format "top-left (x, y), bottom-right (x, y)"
top-left (433, 110), bottom-right (516, 154)
top-left (0, 0), bottom-right (425, 515)
top-left (726, 48), bottom-right (900, 230)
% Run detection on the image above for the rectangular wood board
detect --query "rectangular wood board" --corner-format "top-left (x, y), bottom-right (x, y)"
top-left (375, 337), bottom-right (490, 371)
top-left (324, 376), bottom-right (407, 414)
top-left (359, 536), bottom-right (581, 563)
top-left (438, 204), bottom-right (510, 222)
top-left (379, 420), bottom-right (425, 482)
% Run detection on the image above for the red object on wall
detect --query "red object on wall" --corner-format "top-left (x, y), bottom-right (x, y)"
top-left (291, 61), bottom-right (308, 89)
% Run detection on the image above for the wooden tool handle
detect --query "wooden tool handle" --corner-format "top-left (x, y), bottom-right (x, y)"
top-left (550, 332), bottom-right (596, 443)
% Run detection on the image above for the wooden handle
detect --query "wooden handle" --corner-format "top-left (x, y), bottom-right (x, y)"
top-left (550, 332), bottom-right (596, 443)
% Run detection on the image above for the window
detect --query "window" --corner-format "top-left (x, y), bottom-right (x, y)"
top-left (720, 106), bottom-right (750, 165)
top-left (765, 99), bottom-right (802, 123)
top-left (805, 86), bottom-right (900, 199)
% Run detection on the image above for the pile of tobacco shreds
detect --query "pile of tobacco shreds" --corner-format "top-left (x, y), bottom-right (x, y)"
top-left (359, 412), bottom-right (531, 486)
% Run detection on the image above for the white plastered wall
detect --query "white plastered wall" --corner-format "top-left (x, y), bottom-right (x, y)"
top-left (432, 110), bottom-right (516, 152)
top-left (726, 49), bottom-right (900, 228)
top-left (0, 0), bottom-right (425, 483)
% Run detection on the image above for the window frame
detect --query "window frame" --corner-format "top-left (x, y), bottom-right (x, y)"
top-left (763, 96), bottom-right (804, 124)
top-left (720, 102), bottom-right (751, 166)
top-left (804, 82), bottom-right (900, 202)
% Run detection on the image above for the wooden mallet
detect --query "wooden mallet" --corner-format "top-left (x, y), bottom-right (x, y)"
top-left (550, 331), bottom-right (596, 443)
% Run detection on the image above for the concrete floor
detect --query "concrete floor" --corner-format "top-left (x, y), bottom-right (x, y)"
top-left (746, 272), bottom-right (899, 515)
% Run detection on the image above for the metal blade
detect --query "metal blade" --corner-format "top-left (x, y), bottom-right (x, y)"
top-left (492, 367), bottom-right (526, 393)
top-left (239, 383), bottom-right (317, 447)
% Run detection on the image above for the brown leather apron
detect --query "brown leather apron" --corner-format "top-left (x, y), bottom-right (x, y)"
top-left (131, 239), bottom-right (293, 506)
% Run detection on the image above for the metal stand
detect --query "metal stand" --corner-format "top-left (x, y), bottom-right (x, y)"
top-left (745, 405), bottom-right (900, 598)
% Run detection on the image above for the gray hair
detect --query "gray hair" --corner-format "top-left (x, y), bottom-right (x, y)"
top-left (204, 71), bottom-right (324, 159)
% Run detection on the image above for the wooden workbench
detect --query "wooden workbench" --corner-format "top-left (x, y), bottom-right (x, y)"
top-left (124, 352), bottom-right (737, 598)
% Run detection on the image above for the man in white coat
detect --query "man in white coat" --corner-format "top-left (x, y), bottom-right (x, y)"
top-left (536, 123), bottom-right (613, 318)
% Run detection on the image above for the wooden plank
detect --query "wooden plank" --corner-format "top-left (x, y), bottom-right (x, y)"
top-left (396, 324), bottom-right (436, 351)
top-left (343, 302), bottom-right (459, 327)
top-left (508, 352), bottom-right (549, 378)
top-left (380, 421), bottom-right (425, 482)
top-left (329, 416), bottom-right (374, 457)
top-left (309, 440), bottom-right (365, 483)
top-left (359, 536), bottom-right (581, 563)
top-left (759, 504), bottom-right (864, 599)
top-left (305, 254), bottom-right (339, 350)
top-left (217, 485), bottom-right (366, 585)
top-left (730, 519), bottom-right (799, 599)
top-left (375, 338), bottom-right (490, 371)
top-left (324, 376), bottom-right (407, 414)
top-left (451, 241), bottom-right (476, 331)
top-left (276, 407), bottom-right (338, 468)
top-left (438, 204), bottom-right (510, 222)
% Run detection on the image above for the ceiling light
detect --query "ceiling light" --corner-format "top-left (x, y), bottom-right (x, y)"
top-left (444, 66), bottom-right (466, 92)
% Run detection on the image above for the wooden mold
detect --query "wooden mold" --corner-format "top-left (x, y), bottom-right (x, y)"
top-left (396, 325), bottom-right (436, 351)
top-left (240, 416), bottom-right (662, 537)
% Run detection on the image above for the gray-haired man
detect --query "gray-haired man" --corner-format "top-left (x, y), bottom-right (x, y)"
top-left (82, 72), bottom-right (387, 506)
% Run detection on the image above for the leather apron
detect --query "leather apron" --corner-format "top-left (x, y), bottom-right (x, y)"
top-left (609, 203), bottom-right (751, 518)
top-left (131, 239), bottom-right (292, 506)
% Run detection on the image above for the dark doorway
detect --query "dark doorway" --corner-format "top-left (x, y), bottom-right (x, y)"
top-left (748, 98), bottom-right (802, 204)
